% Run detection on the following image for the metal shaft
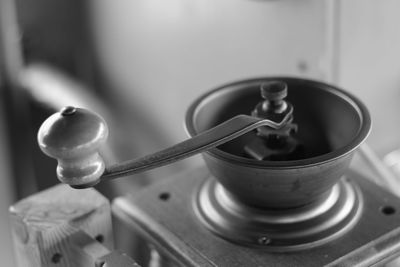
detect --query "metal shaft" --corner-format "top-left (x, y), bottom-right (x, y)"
top-left (101, 114), bottom-right (291, 181)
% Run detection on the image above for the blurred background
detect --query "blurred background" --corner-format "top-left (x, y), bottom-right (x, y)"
top-left (2, 0), bottom-right (400, 266)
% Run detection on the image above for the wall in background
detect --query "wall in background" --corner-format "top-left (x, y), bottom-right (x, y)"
top-left (0, 105), bottom-right (16, 267)
top-left (337, 0), bottom-right (400, 156)
top-left (90, 0), bottom-right (335, 150)
top-left (91, 0), bottom-right (400, 158)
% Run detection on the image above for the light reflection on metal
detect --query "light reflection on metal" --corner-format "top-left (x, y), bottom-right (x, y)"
top-left (194, 177), bottom-right (362, 250)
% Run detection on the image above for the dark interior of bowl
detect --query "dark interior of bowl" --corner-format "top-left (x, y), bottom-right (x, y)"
top-left (192, 79), bottom-right (364, 161)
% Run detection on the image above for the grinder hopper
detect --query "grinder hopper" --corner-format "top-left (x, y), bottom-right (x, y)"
top-left (186, 77), bottom-right (371, 209)
top-left (184, 77), bottom-right (371, 249)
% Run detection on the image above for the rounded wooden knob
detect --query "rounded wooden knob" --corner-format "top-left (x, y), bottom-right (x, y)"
top-left (37, 106), bottom-right (109, 188)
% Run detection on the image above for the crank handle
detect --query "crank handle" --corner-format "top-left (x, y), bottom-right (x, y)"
top-left (38, 106), bottom-right (291, 188)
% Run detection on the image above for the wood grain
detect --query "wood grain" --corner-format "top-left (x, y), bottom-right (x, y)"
top-left (9, 184), bottom-right (113, 267)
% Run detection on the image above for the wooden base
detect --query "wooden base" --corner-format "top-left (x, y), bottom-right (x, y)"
top-left (113, 166), bottom-right (400, 267)
top-left (9, 184), bottom-right (139, 267)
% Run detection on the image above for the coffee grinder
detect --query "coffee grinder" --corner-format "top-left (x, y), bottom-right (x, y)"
top-left (37, 77), bottom-right (400, 266)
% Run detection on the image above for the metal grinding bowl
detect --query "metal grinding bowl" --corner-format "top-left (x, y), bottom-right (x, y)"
top-left (185, 77), bottom-right (371, 209)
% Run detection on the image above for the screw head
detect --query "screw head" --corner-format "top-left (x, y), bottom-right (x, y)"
top-left (257, 236), bottom-right (271, 245)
